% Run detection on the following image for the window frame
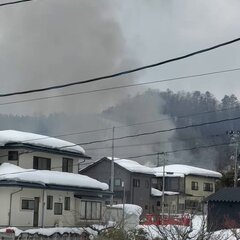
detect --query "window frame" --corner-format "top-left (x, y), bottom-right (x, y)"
top-left (191, 181), bottom-right (198, 191)
top-left (64, 197), bottom-right (71, 211)
top-left (114, 178), bottom-right (122, 187)
top-left (54, 203), bottom-right (63, 215)
top-left (203, 182), bottom-right (213, 192)
top-left (21, 199), bottom-right (34, 210)
top-left (47, 195), bottom-right (53, 210)
top-left (62, 158), bottom-right (73, 173)
top-left (80, 201), bottom-right (102, 220)
top-left (33, 156), bottom-right (51, 170)
top-left (133, 179), bottom-right (140, 188)
top-left (8, 151), bottom-right (19, 161)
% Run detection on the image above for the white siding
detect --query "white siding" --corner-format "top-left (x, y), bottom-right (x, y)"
top-left (0, 149), bottom-right (80, 173)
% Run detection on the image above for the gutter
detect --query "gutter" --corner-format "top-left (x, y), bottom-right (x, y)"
top-left (9, 187), bottom-right (23, 226)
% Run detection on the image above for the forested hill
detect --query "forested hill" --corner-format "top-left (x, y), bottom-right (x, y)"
top-left (103, 89), bottom-right (240, 170)
top-left (0, 89), bottom-right (239, 170)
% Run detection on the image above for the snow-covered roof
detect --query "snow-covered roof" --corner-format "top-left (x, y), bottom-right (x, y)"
top-left (0, 130), bottom-right (85, 155)
top-left (107, 157), bottom-right (155, 175)
top-left (151, 188), bottom-right (179, 197)
top-left (0, 163), bottom-right (108, 191)
top-left (153, 164), bottom-right (222, 178)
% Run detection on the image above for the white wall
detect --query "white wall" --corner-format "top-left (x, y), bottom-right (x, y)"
top-left (0, 187), bottom-right (82, 228)
top-left (0, 149), bottom-right (80, 173)
top-left (185, 175), bottom-right (216, 198)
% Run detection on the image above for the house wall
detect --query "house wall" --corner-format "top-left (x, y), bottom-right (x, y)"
top-left (0, 186), bottom-right (103, 228)
top-left (80, 159), bottom-right (131, 194)
top-left (0, 149), bottom-right (80, 173)
top-left (80, 159), bottom-right (153, 215)
top-left (185, 175), bottom-right (216, 198)
top-left (130, 173), bottom-right (152, 215)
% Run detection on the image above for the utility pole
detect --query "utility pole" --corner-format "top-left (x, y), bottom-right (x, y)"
top-left (161, 152), bottom-right (166, 223)
top-left (234, 140), bottom-right (238, 187)
top-left (157, 152), bottom-right (160, 167)
top-left (122, 181), bottom-right (125, 230)
top-left (227, 130), bottom-right (240, 187)
top-left (110, 127), bottom-right (115, 205)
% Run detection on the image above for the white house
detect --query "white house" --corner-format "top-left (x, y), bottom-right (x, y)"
top-left (0, 130), bottom-right (111, 229)
top-left (152, 164), bottom-right (222, 213)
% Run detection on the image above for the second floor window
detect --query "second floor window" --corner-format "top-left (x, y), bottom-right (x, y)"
top-left (203, 183), bottom-right (213, 192)
top-left (33, 156), bottom-right (51, 170)
top-left (114, 178), bottom-right (122, 187)
top-left (133, 179), bottom-right (140, 188)
top-left (191, 181), bottom-right (198, 190)
top-left (62, 158), bottom-right (73, 173)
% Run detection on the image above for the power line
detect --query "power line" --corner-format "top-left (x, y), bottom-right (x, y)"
top-left (84, 133), bottom-right (224, 151)
top-left (1, 110), bottom-right (237, 151)
top-left (1, 67), bottom-right (240, 106)
top-left (0, 0), bottom-right (33, 7)
top-left (2, 37), bottom-right (240, 97)
top-left (122, 141), bottom-right (230, 159)
top-left (54, 115), bottom-right (240, 148)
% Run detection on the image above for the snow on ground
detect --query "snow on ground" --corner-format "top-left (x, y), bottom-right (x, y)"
top-left (0, 163), bottom-right (109, 190)
top-left (107, 157), bottom-right (155, 175)
top-left (1, 215), bottom-right (240, 239)
top-left (0, 227), bottom-right (97, 237)
top-left (151, 188), bottom-right (179, 197)
top-left (154, 164), bottom-right (222, 178)
top-left (0, 130), bottom-right (85, 154)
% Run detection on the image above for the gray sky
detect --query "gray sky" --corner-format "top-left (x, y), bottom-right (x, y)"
top-left (1, 0), bottom-right (240, 115)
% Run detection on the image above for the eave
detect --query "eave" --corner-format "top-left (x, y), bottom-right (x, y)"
top-left (0, 180), bottom-right (112, 198)
top-left (1, 143), bottom-right (91, 159)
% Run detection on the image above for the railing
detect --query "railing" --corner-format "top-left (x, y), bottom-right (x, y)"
top-left (142, 213), bottom-right (191, 226)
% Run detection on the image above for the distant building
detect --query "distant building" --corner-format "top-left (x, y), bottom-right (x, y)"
top-left (80, 157), bottom-right (156, 215)
top-left (0, 130), bottom-right (110, 228)
top-left (152, 164), bottom-right (222, 213)
top-left (206, 187), bottom-right (240, 231)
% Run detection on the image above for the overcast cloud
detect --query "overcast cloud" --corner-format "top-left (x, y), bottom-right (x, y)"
top-left (0, 0), bottom-right (240, 115)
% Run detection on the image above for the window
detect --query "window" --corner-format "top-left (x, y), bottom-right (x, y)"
top-left (22, 199), bottom-right (34, 210)
top-left (185, 200), bottom-right (199, 210)
top-left (203, 183), bottom-right (213, 192)
top-left (145, 205), bottom-right (148, 210)
top-left (165, 178), bottom-right (179, 191)
top-left (64, 197), bottom-right (71, 210)
top-left (54, 203), bottom-right (63, 215)
top-left (114, 178), bottom-right (121, 186)
top-left (33, 156), bottom-right (51, 170)
top-left (145, 180), bottom-right (149, 188)
top-left (8, 151), bottom-right (19, 161)
top-left (80, 201), bottom-right (102, 220)
top-left (133, 179), bottom-right (140, 187)
top-left (47, 196), bottom-right (53, 210)
top-left (191, 181), bottom-right (198, 190)
top-left (62, 158), bottom-right (73, 173)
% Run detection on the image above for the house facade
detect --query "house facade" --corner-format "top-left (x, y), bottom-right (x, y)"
top-left (152, 164), bottom-right (222, 214)
top-left (0, 130), bottom-right (110, 229)
top-left (80, 157), bottom-right (155, 215)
